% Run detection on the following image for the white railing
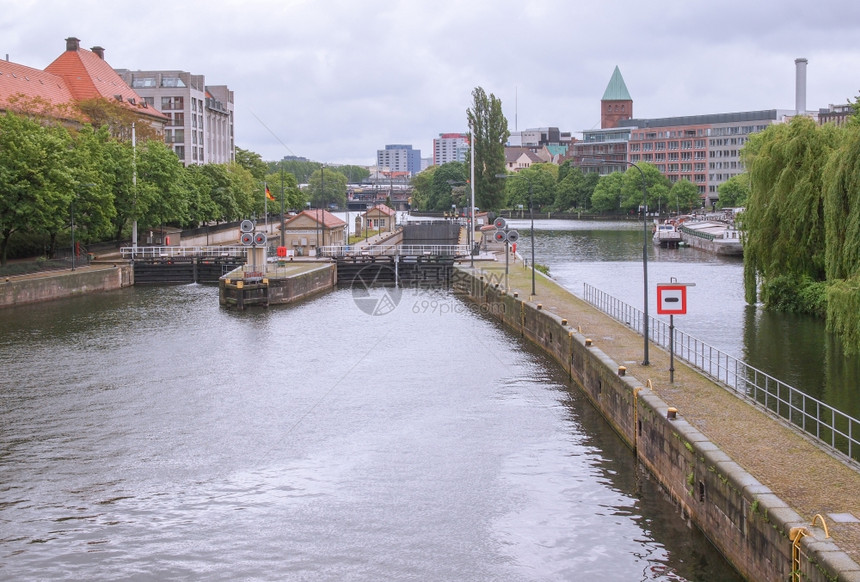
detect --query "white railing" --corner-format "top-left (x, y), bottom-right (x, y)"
top-left (319, 244), bottom-right (469, 258)
top-left (583, 283), bottom-right (859, 464)
top-left (121, 246), bottom-right (247, 259)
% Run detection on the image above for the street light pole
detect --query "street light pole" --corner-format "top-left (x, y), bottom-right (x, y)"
top-left (70, 196), bottom-right (76, 271)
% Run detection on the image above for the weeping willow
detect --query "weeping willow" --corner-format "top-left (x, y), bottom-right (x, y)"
top-left (823, 124), bottom-right (860, 352)
top-left (741, 117), bottom-right (840, 307)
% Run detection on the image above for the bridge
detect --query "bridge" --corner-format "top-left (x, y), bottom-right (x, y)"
top-left (320, 244), bottom-right (470, 285)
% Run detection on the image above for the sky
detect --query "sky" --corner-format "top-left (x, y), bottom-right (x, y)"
top-left (4, 0), bottom-right (860, 166)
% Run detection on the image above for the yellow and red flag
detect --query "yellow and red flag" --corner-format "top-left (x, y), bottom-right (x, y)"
top-left (265, 185), bottom-right (275, 201)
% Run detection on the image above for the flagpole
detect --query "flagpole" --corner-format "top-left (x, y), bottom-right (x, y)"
top-left (264, 182), bottom-right (269, 230)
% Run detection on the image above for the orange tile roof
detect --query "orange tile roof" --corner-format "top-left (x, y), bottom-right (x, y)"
top-left (285, 210), bottom-right (347, 229)
top-left (42, 42), bottom-right (166, 122)
top-left (365, 203), bottom-right (395, 216)
top-left (0, 60), bottom-right (76, 113)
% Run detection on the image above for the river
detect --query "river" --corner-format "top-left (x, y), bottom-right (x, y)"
top-left (0, 281), bottom-right (741, 580)
top-left (506, 218), bottom-right (860, 422)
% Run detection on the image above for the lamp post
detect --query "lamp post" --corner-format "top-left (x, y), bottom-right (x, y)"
top-left (365, 203), bottom-right (371, 243)
top-left (70, 195), bottom-right (76, 271)
top-left (496, 173), bottom-right (536, 298)
top-left (582, 158), bottom-right (650, 366)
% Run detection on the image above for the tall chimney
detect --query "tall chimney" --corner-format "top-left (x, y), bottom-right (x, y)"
top-left (91, 46), bottom-right (105, 59)
top-left (65, 37), bottom-right (81, 52)
top-left (795, 57), bottom-right (808, 115)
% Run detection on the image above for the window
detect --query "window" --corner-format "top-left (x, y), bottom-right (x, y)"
top-left (161, 77), bottom-right (186, 88)
top-left (174, 145), bottom-right (185, 160)
top-left (161, 96), bottom-right (184, 111)
top-left (131, 77), bottom-right (156, 88)
top-left (170, 112), bottom-right (184, 126)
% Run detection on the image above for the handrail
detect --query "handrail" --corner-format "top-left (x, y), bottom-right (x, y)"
top-left (583, 283), bottom-right (859, 464)
top-left (121, 246), bottom-right (247, 259)
top-left (319, 244), bottom-right (469, 258)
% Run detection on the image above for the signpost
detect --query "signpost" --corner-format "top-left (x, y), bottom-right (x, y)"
top-left (657, 278), bottom-right (695, 383)
top-left (493, 217), bottom-right (518, 292)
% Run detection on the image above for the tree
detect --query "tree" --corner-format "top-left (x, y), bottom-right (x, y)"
top-left (466, 87), bottom-right (509, 210)
top-left (65, 125), bottom-right (118, 246)
top-left (0, 113), bottom-right (74, 265)
top-left (669, 179), bottom-right (700, 214)
top-left (410, 167), bottom-right (436, 211)
top-left (590, 172), bottom-right (624, 213)
top-left (135, 139), bottom-right (188, 230)
top-left (619, 163), bottom-right (669, 213)
top-left (716, 174), bottom-right (750, 209)
top-left (332, 165), bottom-right (370, 184)
top-left (555, 164), bottom-right (598, 211)
top-left (307, 167), bottom-right (347, 208)
top-left (427, 162), bottom-right (467, 211)
top-left (741, 116), bottom-right (840, 305)
top-left (235, 147), bottom-right (268, 181)
top-left (503, 166), bottom-right (555, 211)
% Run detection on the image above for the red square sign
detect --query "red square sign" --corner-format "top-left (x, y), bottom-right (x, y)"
top-left (657, 285), bottom-right (687, 315)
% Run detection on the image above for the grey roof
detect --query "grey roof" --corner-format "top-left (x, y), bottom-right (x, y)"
top-left (617, 110), bottom-right (788, 129)
top-left (601, 66), bottom-right (631, 101)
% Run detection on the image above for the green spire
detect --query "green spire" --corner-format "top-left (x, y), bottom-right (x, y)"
top-left (602, 66), bottom-right (631, 101)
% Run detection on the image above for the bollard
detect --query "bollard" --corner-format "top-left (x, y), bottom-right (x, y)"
top-left (667, 407), bottom-right (678, 420)
top-left (585, 338), bottom-right (593, 347)
top-left (537, 304), bottom-right (543, 310)
top-left (618, 366), bottom-right (626, 376)
top-left (561, 319), bottom-right (568, 326)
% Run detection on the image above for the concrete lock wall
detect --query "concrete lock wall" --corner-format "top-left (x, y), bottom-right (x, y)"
top-left (456, 269), bottom-right (854, 582)
top-left (0, 265), bottom-right (133, 309)
top-left (267, 265), bottom-right (335, 305)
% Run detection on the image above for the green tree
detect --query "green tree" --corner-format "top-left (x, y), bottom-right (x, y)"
top-left (333, 165), bottom-right (370, 184)
top-left (410, 167), bottom-right (436, 211)
top-left (0, 113), bottom-right (74, 265)
top-left (308, 167), bottom-right (347, 208)
top-left (235, 147), bottom-right (268, 181)
top-left (620, 163), bottom-right (669, 213)
top-left (590, 172), bottom-right (624, 213)
top-left (741, 116), bottom-right (840, 305)
top-left (668, 179), bottom-right (700, 214)
top-left (65, 125), bottom-right (118, 246)
top-left (466, 87), bottom-right (509, 210)
top-left (427, 162), bottom-right (468, 211)
top-left (503, 166), bottom-right (555, 211)
top-left (555, 164), bottom-right (598, 211)
top-left (136, 139), bottom-right (188, 230)
top-left (716, 174), bottom-right (750, 209)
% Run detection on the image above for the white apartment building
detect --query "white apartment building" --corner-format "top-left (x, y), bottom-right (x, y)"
top-left (432, 133), bottom-right (469, 166)
top-left (115, 69), bottom-right (234, 166)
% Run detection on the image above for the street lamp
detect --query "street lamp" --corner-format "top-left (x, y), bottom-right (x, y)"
top-left (496, 173), bottom-right (536, 298)
top-left (582, 158), bottom-right (650, 366)
top-left (70, 195), bottom-right (76, 271)
top-left (365, 203), bottom-right (371, 243)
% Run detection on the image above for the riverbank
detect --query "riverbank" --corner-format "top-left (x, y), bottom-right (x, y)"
top-left (454, 260), bottom-right (860, 582)
top-left (0, 263), bottom-right (133, 308)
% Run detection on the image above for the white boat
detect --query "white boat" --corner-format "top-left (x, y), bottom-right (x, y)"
top-left (653, 222), bottom-right (683, 247)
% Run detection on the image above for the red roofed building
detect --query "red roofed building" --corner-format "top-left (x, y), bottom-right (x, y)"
top-left (282, 210), bottom-right (347, 256)
top-left (364, 204), bottom-right (396, 232)
top-left (0, 37), bottom-right (166, 133)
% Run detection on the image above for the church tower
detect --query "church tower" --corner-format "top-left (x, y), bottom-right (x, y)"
top-left (601, 66), bottom-right (633, 129)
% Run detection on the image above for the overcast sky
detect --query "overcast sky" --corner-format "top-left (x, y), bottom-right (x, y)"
top-left (4, 0), bottom-right (860, 166)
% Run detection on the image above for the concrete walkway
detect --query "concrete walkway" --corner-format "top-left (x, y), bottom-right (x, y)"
top-left (466, 258), bottom-right (860, 565)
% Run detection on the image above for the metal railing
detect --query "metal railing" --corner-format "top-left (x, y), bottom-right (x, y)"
top-left (319, 244), bottom-right (469, 258)
top-left (583, 283), bottom-right (859, 463)
top-left (120, 246), bottom-right (247, 259)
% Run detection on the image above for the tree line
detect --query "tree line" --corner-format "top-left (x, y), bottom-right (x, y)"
top-left (0, 110), bottom-right (358, 266)
top-left (410, 159), bottom-right (708, 216)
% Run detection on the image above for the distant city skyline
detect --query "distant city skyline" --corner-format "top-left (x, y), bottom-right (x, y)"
top-left (5, 0), bottom-right (860, 164)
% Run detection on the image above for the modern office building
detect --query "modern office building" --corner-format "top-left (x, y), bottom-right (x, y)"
top-left (115, 69), bottom-right (234, 166)
top-left (376, 144), bottom-right (421, 176)
top-left (432, 133), bottom-right (469, 165)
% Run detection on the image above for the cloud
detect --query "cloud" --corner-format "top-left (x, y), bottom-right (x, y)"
top-left (6, 0), bottom-right (860, 165)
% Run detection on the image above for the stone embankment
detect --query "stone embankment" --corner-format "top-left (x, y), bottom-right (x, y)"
top-left (453, 261), bottom-right (860, 582)
top-left (0, 263), bottom-right (133, 308)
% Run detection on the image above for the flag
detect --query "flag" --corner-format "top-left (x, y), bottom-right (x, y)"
top-left (265, 185), bottom-right (275, 201)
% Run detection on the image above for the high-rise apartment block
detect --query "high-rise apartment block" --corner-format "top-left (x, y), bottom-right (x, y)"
top-left (433, 133), bottom-right (470, 165)
top-left (115, 69), bottom-right (234, 166)
top-left (377, 144), bottom-right (421, 176)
